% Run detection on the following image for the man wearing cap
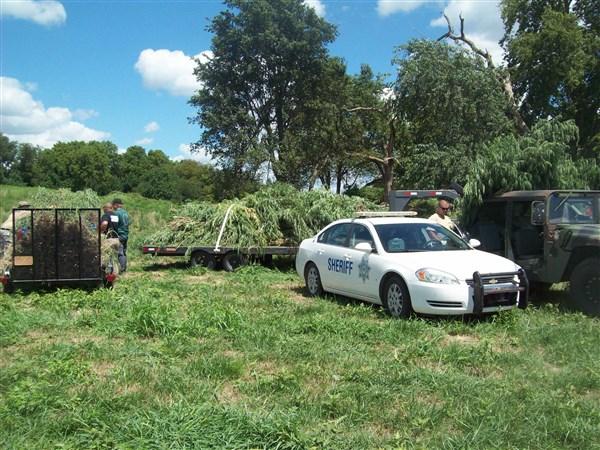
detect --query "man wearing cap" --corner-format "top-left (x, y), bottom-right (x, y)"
top-left (1, 201), bottom-right (31, 258)
top-left (112, 198), bottom-right (130, 272)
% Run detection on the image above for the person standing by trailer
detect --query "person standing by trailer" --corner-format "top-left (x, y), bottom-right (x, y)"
top-left (100, 202), bottom-right (118, 236)
top-left (112, 198), bottom-right (130, 272)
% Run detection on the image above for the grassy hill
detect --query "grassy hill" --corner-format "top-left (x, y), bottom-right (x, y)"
top-left (0, 184), bottom-right (599, 448)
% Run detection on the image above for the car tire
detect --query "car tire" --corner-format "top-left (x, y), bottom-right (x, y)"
top-left (222, 251), bottom-right (248, 272)
top-left (190, 250), bottom-right (217, 270)
top-left (304, 262), bottom-right (324, 297)
top-left (570, 257), bottom-right (600, 316)
top-left (382, 275), bottom-right (412, 318)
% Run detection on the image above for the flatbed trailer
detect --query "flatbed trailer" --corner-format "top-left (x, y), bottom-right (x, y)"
top-left (142, 245), bottom-right (298, 271)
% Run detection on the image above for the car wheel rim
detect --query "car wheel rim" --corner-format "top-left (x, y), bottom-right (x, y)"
top-left (387, 283), bottom-right (403, 315)
top-left (307, 267), bottom-right (319, 294)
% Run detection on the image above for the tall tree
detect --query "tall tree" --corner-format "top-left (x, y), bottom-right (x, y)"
top-left (190, 0), bottom-right (337, 186)
top-left (13, 143), bottom-right (39, 185)
top-left (391, 40), bottom-right (512, 189)
top-left (501, 0), bottom-right (600, 153)
top-left (0, 134), bottom-right (17, 184)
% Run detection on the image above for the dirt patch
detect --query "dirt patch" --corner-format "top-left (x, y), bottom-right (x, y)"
top-left (216, 382), bottom-right (243, 404)
top-left (272, 282), bottom-right (312, 305)
top-left (543, 362), bottom-right (563, 374)
top-left (442, 334), bottom-right (479, 346)
top-left (116, 383), bottom-right (142, 396)
top-left (91, 360), bottom-right (115, 378)
top-left (183, 274), bottom-right (225, 286)
top-left (222, 349), bottom-right (243, 359)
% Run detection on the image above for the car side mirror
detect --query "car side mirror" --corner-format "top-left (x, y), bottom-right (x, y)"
top-left (354, 242), bottom-right (373, 252)
top-left (468, 238), bottom-right (481, 248)
top-left (531, 201), bottom-right (545, 226)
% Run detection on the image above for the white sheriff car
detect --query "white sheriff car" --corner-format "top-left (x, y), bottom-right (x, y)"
top-left (296, 214), bottom-right (529, 317)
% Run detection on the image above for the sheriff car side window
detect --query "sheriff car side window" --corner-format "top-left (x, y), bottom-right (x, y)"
top-left (318, 223), bottom-right (351, 247)
top-left (349, 224), bottom-right (375, 249)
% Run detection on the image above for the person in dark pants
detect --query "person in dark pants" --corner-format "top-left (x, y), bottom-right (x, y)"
top-left (112, 198), bottom-right (130, 272)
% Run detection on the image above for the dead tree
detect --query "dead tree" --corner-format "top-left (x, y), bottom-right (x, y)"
top-left (438, 14), bottom-right (528, 135)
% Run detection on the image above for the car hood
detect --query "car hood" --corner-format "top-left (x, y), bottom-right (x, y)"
top-left (384, 249), bottom-right (519, 281)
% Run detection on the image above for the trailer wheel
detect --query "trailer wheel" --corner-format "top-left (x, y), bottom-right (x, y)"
top-left (2, 281), bottom-right (14, 294)
top-left (191, 250), bottom-right (217, 270)
top-left (222, 251), bottom-right (248, 272)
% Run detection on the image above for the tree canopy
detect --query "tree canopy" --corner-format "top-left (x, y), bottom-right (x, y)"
top-left (190, 0), bottom-right (338, 186)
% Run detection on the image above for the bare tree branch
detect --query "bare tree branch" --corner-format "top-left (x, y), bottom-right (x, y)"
top-left (438, 13), bottom-right (529, 134)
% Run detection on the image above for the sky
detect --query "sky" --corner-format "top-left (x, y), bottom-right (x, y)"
top-left (0, 0), bottom-right (505, 163)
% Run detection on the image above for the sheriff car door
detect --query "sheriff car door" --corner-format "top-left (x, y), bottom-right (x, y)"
top-left (316, 222), bottom-right (354, 292)
top-left (345, 223), bottom-right (380, 300)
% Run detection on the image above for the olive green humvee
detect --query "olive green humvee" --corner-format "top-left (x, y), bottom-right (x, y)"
top-left (466, 190), bottom-right (599, 315)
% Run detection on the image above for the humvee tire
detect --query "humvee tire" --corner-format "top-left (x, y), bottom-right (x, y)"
top-left (570, 257), bottom-right (600, 316)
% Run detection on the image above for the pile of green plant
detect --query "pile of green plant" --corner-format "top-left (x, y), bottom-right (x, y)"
top-left (148, 184), bottom-right (379, 250)
top-left (29, 187), bottom-right (101, 209)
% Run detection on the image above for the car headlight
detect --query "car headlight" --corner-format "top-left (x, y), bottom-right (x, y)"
top-left (415, 268), bottom-right (460, 285)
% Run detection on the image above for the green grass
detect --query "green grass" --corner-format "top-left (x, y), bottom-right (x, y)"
top-left (1, 184), bottom-right (599, 448)
top-left (1, 255), bottom-right (599, 449)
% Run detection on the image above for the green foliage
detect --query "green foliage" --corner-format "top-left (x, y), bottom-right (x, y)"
top-left (501, 0), bottom-right (600, 152)
top-left (463, 119), bottom-right (599, 216)
top-left (148, 183), bottom-right (379, 249)
top-left (29, 187), bottom-right (102, 209)
top-left (393, 40), bottom-right (512, 151)
top-left (33, 141), bottom-right (119, 195)
top-left (0, 133), bottom-right (18, 183)
top-left (190, 0), bottom-right (338, 186)
top-left (392, 40), bottom-right (513, 190)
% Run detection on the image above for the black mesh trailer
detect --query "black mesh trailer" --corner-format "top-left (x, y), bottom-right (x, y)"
top-left (0, 208), bottom-right (116, 292)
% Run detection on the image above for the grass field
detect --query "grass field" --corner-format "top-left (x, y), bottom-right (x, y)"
top-left (1, 184), bottom-right (599, 448)
top-left (1, 254), bottom-right (599, 449)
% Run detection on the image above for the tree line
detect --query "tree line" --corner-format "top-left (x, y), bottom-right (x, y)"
top-left (190, 0), bottom-right (599, 202)
top-left (1, 0), bottom-right (598, 205)
top-left (0, 136), bottom-right (256, 201)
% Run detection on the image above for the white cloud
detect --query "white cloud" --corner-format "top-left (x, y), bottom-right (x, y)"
top-left (1, 0), bottom-right (66, 26)
top-left (377, 0), bottom-right (429, 16)
top-left (72, 108), bottom-right (99, 121)
top-left (430, 0), bottom-right (505, 65)
top-left (172, 143), bottom-right (214, 165)
top-left (144, 121), bottom-right (160, 133)
top-left (0, 77), bottom-right (109, 148)
top-left (134, 137), bottom-right (153, 146)
top-left (134, 49), bottom-right (212, 97)
top-left (304, 0), bottom-right (325, 17)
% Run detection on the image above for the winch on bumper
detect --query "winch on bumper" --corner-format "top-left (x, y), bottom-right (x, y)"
top-left (467, 269), bottom-right (529, 314)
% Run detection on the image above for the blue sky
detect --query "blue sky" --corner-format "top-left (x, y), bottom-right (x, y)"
top-left (1, 0), bottom-right (503, 162)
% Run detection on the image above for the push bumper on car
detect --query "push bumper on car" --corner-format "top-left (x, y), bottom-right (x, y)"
top-left (468, 269), bottom-right (529, 314)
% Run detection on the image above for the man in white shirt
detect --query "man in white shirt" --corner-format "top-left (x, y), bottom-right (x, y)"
top-left (428, 199), bottom-right (458, 233)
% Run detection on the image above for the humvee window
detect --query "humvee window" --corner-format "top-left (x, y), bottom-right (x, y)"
top-left (549, 193), bottom-right (595, 224)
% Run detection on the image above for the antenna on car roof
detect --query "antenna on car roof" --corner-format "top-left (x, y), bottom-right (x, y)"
top-left (354, 211), bottom-right (418, 218)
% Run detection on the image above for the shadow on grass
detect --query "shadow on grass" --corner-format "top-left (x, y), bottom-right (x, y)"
top-left (292, 286), bottom-right (521, 324)
top-left (141, 261), bottom-right (190, 272)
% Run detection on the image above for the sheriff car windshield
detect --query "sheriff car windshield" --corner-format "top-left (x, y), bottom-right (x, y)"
top-left (374, 223), bottom-right (470, 253)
